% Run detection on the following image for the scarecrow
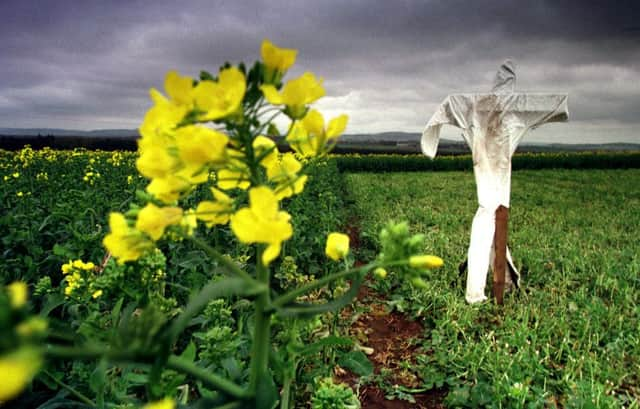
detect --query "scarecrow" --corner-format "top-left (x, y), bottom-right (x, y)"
top-left (422, 61), bottom-right (569, 304)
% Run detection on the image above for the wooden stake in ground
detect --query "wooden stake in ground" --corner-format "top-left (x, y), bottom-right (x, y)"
top-left (493, 206), bottom-right (509, 305)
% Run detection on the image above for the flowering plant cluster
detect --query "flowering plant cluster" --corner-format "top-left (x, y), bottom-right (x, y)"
top-left (0, 40), bottom-right (442, 408)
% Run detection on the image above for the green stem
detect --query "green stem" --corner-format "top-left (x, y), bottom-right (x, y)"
top-left (166, 355), bottom-right (248, 400)
top-left (184, 234), bottom-right (256, 283)
top-left (271, 262), bottom-right (375, 308)
top-left (248, 247), bottom-right (272, 396)
top-left (168, 277), bottom-right (267, 342)
top-left (45, 344), bottom-right (137, 361)
top-left (42, 369), bottom-right (96, 407)
top-left (280, 377), bottom-right (293, 409)
top-left (271, 259), bottom-right (414, 308)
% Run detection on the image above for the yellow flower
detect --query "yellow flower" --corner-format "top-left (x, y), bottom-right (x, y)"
top-left (409, 255), bottom-right (444, 269)
top-left (146, 175), bottom-right (191, 203)
top-left (72, 260), bottom-right (95, 271)
top-left (194, 66), bottom-right (246, 121)
top-left (136, 203), bottom-right (183, 241)
top-left (61, 261), bottom-right (73, 274)
top-left (260, 72), bottom-right (325, 119)
top-left (180, 209), bottom-right (198, 236)
top-left (139, 88), bottom-right (188, 138)
top-left (91, 290), bottom-right (103, 299)
top-left (261, 39), bottom-right (297, 82)
top-left (230, 186), bottom-right (293, 266)
top-left (7, 281), bottom-right (28, 308)
top-left (136, 143), bottom-right (178, 180)
top-left (64, 272), bottom-right (83, 296)
top-left (253, 135), bottom-right (279, 168)
top-left (164, 70), bottom-right (194, 106)
top-left (287, 110), bottom-right (348, 157)
top-left (325, 232), bottom-right (350, 261)
top-left (0, 347), bottom-right (42, 402)
top-left (196, 188), bottom-right (234, 227)
top-left (175, 125), bottom-right (229, 167)
top-left (216, 150), bottom-right (251, 190)
top-left (143, 397), bottom-right (176, 409)
top-left (103, 212), bottom-right (153, 263)
top-left (266, 153), bottom-right (307, 199)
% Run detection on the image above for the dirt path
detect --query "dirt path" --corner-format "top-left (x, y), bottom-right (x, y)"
top-left (336, 284), bottom-right (447, 408)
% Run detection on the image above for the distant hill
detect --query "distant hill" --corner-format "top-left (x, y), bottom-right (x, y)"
top-left (0, 128), bottom-right (139, 138)
top-left (1, 128), bottom-right (638, 153)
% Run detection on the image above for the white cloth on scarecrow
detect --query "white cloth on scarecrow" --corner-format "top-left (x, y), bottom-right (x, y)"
top-left (421, 61), bottom-right (569, 303)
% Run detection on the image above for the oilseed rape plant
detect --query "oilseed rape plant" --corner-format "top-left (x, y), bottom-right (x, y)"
top-left (2, 39), bottom-right (442, 408)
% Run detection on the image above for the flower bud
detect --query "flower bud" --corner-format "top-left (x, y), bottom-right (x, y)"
top-left (373, 267), bottom-right (388, 279)
top-left (411, 277), bottom-right (429, 289)
top-left (409, 255), bottom-right (444, 269)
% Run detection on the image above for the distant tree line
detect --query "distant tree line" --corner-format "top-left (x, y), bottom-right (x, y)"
top-left (0, 134), bottom-right (138, 151)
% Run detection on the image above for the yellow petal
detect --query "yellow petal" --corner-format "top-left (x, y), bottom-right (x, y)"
top-left (260, 84), bottom-right (283, 105)
top-left (164, 70), bottom-right (193, 106)
top-left (325, 232), bottom-right (350, 261)
top-left (143, 397), bottom-right (176, 409)
top-left (262, 242), bottom-right (282, 266)
top-left (261, 39), bottom-right (297, 72)
top-left (7, 281), bottom-right (28, 308)
top-left (326, 114), bottom-right (349, 139)
top-left (0, 347), bottom-right (42, 402)
top-left (175, 125), bottom-right (228, 166)
top-left (136, 203), bottom-right (183, 240)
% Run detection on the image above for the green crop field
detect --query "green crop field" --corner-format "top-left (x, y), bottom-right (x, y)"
top-left (1, 147), bottom-right (639, 408)
top-left (344, 168), bottom-right (640, 407)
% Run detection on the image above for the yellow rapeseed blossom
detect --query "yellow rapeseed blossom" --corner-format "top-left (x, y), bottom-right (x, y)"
top-left (91, 290), bottom-right (103, 299)
top-left (266, 153), bottom-right (308, 200)
top-left (0, 347), bottom-right (42, 402)
top-left (261, 39), bottom-right (297, 83)
top-left (175, 125), bottom-right (228, 167)
top-left (7, 281), bottom-right (28, 308)
top-left (260, 72), bottom-right (325, 119)
top-left (146, 175), bottom-right (191, 203)
top-left (136, 142), bottom-right (178, 180)
top-left (287, 109), bottom-right (348, 157)
top-left (194, 67), bottom-right (246, 121)
top-left (143, 397), bottom-right (176, 409)
top-left (64, 272), bottom-right (83, 296)
top-left (196, 188), bottom-right (234, 227)
top-left (180, 210), bottom-right (198, 236)
top-left (72, 260), bottom-right (95, 271)
top-left (261, 39), bottom-right (297, 72)
top-left (230, 186), bottom-right (293, 266)
top-left (325, 233), bottom-right (350, 261)
top-left (103, 212), bottom-right (153, 263)
top-left (139, 88), bottom-right (188, 139)
top-left (136, 203), bottom-right (183, 241)
top-left (216, 150), bottom-right (251, 190)
top-left (253, 135), bottom-right (279, 168)
top-left (164, 70), bottom-right (194, 106)
top-left (409, 255), bottom-right (444, 269)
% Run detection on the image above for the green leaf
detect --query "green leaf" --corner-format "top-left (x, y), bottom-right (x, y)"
top-left (337, 350), bottom-right (373, 377)
top-left (295, 335), bottom-right (353, 356)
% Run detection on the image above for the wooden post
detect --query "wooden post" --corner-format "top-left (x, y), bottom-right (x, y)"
top-left (493, 205), bottom-right (509, 305)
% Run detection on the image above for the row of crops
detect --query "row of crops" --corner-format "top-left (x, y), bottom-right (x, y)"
top-left (2, 146), bottom-right (640, 408)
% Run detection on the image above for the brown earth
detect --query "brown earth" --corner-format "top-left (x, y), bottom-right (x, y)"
top-left (336, 284), bottom-right (447, 409)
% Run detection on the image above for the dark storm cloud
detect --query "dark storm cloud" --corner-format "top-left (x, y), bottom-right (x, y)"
top-left (0, 0), bottom-right (638, 142)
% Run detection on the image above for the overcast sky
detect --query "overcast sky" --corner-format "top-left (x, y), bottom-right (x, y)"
top-left (1, 0), bottom-right (639, 143)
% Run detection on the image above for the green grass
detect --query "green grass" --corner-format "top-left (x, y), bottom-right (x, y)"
top-left (344, 169), bottom-right (640, 408)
